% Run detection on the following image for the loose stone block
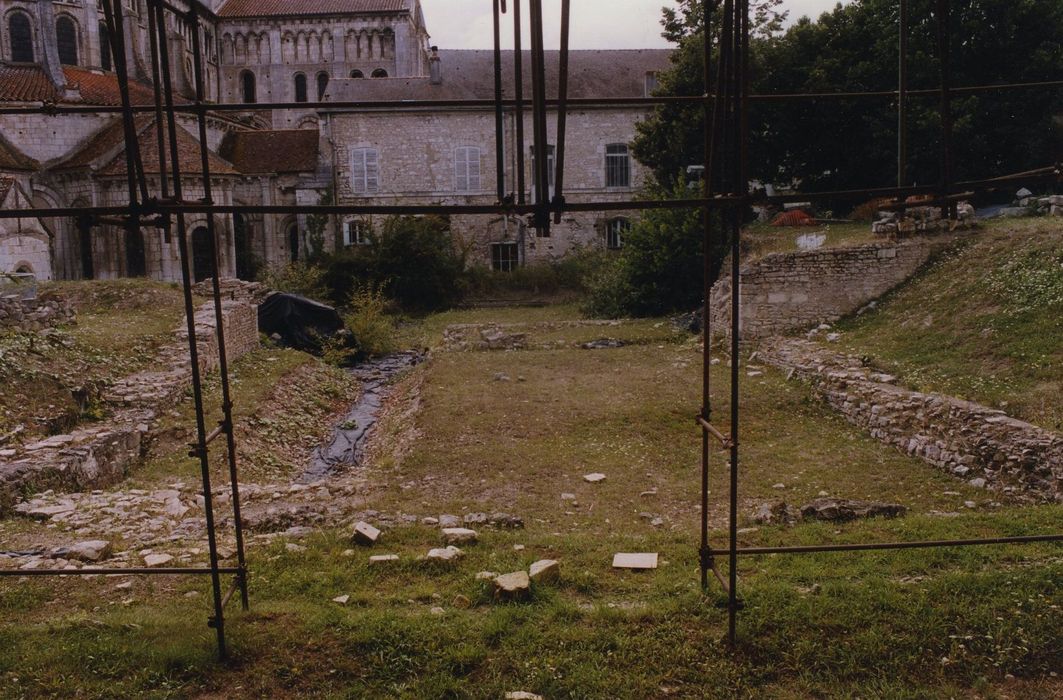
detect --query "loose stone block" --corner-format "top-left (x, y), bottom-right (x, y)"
top-left (426, 546), bottom-right (463, 563)
top-left (528, 559), bottom-right (559, 584)
top-left (369, 554), bottom-right (399, 565)
top-left (505, 693), bottom-right (544, 700)
top-left (332, 595), bottom-right (350, 605)
top-left (144, 553), bottom-right (174, 567)
top-left (493, 571), bottom-right (531, 600)
top-left (612, 553), bottom-right (658, 570)
top-left (60, 540), bottom-right (112, 563)
top-left (583, 473), bottom-right (607, 483)
top-left (353, 521), bottom-right (381, 546)
top-left (442, 527), bottom-right (478, 545)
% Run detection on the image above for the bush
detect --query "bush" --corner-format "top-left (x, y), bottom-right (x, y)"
top-left (258, 262), bottom-right (331, 303)
top-left (583, 181), bottom-right (725, 317)
top-left (344, 285), bottom-right (397, 358)
top-left (325, 215), bottom-right (465, 312)
top-left (465, 247), bottom-right (607, 300)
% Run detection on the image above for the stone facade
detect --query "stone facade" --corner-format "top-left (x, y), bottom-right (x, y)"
top-left (0, 292), bottom-right (75, 330)
top-left (758, 337), bottom-right (1063, 503)
top-left (709, 241), bottom-right (935, 339)
top-left (0, 0), bottom-right (667, 280)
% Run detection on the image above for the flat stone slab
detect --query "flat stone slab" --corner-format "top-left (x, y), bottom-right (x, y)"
top-left (442, 527), bottom-right (478, 545)
top-left (426, 546), bottom-right (463, 563)
top-left (352, 521), bottom-right (381, 546)
top-left (144, 553), bottom-right (174, 568)
top-left (612, 552), bottom-right (658, 570)
top-left (369, 554), bottom-right (399, 565)
top-left (58, 540), bottom-right (112, 563)
top-left (528, 559), bottom-right (559, 584)
top-left (506, 693), bottom-right (545, 700)
top-left (583, 473), bottom-right (607, 483)
top-left (332, 595), bottom-right (350, 605)
top-left (494, 571), bottom-right (531, 600)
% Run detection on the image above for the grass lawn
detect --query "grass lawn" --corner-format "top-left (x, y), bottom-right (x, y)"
top-left (835, 219), bottom-right (1063, 431)
top-left (1, 305), bottom-right (1060, 698)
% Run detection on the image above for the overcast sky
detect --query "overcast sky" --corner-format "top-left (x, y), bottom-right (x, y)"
top-left (420, 1), bottom-right (851, 50)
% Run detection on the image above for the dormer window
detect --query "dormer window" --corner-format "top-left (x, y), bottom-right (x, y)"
top-left (644, 71), bottom-right (659, 97)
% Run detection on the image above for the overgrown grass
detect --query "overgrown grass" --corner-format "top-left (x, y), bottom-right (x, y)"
top-left (743, 221), bottom-right (877, 260)
top-left (836, 219), bottom-right (1063, 430)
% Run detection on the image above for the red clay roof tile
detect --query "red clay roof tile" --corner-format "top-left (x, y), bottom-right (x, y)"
top-left (219, 129), bottom-right (320, 174)
top-left (218, 0), bottom-right (409, 17)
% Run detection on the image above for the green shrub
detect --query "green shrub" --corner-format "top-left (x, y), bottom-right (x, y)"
top-left (344, 285), bottom-right (397, 358)
top-left (258, 262), bottom-right (331, 303)
top-left (465, 248), bottom-right (607, 300)
top-left (325, 215), bottom-right (465, 312)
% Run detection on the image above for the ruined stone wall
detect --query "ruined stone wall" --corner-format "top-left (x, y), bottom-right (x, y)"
top-left (710, 241), bottom-right (934, 339)
top-left (758, 338), bottom-right (1063, 503)
top-left (0, 295), bottom-right (76, 331)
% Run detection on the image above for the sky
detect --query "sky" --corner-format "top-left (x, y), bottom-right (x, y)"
top-left (420, 1), bottom-right (851, 51)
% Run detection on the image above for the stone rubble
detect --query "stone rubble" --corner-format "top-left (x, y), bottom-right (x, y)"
top-left (493, 571), bottom-right (531, 600)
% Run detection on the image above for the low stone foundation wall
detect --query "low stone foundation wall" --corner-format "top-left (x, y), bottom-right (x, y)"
top-left (709, 241), bottom-right (934, 339)
top-left (1, 296), bottom-right (261, 512)
top-left (758, 337), bottom-right (1063, 503)
top-left (0, 295), bottom-right (76, 331)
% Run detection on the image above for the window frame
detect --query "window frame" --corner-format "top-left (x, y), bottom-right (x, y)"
top-left (98, 21), bottom-right (111, 71)
top-left (293, 72), bottom-right (308, 103)
top-left (371, 68), bottom-right (388, 78)
top-left (55, 15), bottom-right (79, 66)
top-left (316, 71), bottom-right (329, 101)
top-left (8, 12), bottom-right (34, 63)
top-left (350, 147), bottom-right (380, 195)
top-left (454, 146), bottom-right (482, 193)
top-left (240, 69), bottom-right (256, 104)
top-left (605, 143), bottom-right (632, 189)
top-left (491, 241), bottom-right (519, 272)
top-left (343, 219), bottom-right (371, 247)
top-left (606, 217), bottom-right (630, 250)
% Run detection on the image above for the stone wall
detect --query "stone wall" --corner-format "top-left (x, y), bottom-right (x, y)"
top-left (709, 241), bottom-right (934, 339)
top-left (0, 295), bottom-right (76, 331)
top-left (0, 297), bottom-right (260, 512)
top-left (758, 338), bottom-right (1063, 503)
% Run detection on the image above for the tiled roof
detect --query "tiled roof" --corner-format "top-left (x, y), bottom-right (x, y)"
top-left (0, 64), bottom-right (169, 105)
top-left (54, 117), bottom-right (237, 177)
top-left (330, 49), bottom-right (673, 102)
top-left (0, 134), bottom-right (38, 171)
top-left (219, 129), bottom-right (320, 174)
top-left (63, 67), bottom-right (163, 106)
top-left (0, 64), bottom-right (58, 103)
top-left (218, 0), bottom-right (409, 18)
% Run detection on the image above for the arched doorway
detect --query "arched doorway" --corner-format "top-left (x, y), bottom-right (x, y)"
top-left (288, 224), bottom-right (300, 263)
top-left (191, 226), bottom-right (213, 282)
top-left (125, 227), bottom-right (146, 277)
top-left (234, 214), bottom-right (255, 280)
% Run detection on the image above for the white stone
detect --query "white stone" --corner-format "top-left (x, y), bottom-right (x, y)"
top-left (144, 553), bottom-right (174, 567)
top-left (64, 540), bottom-right (112, 562)
top-left (528, 559), bottom-right (559, 583)
top-left (583, 473), bottom-right (607, 483)
top-left (426, 546), bottom-right (463, 562)
top-left (505, 693), bottom-right (544, 700)
top-left (441, 527), bottom-right (478, 545)
top-left (369, 554), bottom-right (399, 565)
top-left (493, 571), bottom-right (531, 599)
top-left (353, 521), bottom-right (381, 546)
top-left (475, 571), bottom-right (498, 581)
top-left (332, 595), bottom-right (350, 605)
top-left (612, 553), bottom-right (658, 570)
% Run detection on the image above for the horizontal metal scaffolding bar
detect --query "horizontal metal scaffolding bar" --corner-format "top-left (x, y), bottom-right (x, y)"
top-left (0, 566), bottom-right (243, 577)
top-left (710, 533), bottom-right (1063, 557)
top-left (0, 78), bottom-right (1060, 117)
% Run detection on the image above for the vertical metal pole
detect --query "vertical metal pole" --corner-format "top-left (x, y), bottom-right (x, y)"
top-left (699, 0), bottom-right (720, 592)
top-left (151, 0), bottom-right (228, 660)
top-left (552, 0), bottom-right (571, 224)
top-left (527, 0), bottom-right (551, 234)
top-left (492, 0), bottom-right (506, 202)
top-left (513, 0), bottom-right (526, 206)
top-left (189, 5), bottom-right (250, 614)
top-left (897, 0), bottom-right (908, 190)
top-left (146, 0), bottom-right (171, 245)
top-left (936, 0), bottom-right (954, 218)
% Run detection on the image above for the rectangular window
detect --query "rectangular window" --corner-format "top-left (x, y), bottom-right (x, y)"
top-left (455, 146), bottom-right (482, 192)
top-left (529, 145), bottom-right (556, 193)
top-left (344, 219), bottom-right (371, 246)
top-left (350, 148), bottom-right (380, 194)
top-left (605, 144), bottom-right (631, 188)
top-left (491, 242), bottom-right (519, 272)
top-left (645, 71), bottom-right (659, 97)
top-left (606, 218), bottom-right (631, 250)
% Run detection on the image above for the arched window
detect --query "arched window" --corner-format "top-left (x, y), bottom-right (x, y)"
top-left (56, 16), bottom-right (79, 66)
top-left (316, 71), bottom-right (329, 101)
top-left (350, 69), bottom-right (364, 79)
top-left (240, 70), bottom-right (256, 103)
top-left (99, 21), bottom-right (111, 71)
top-left (8, 12), bottom-right (34, 63)
top-left (294, 73), bottom-right (308, 103)
top-left (371, 68), bottom-right (388, 78)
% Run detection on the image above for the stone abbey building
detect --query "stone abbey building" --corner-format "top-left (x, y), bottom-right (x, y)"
top-left (0, 0), bottom-right (669, 282)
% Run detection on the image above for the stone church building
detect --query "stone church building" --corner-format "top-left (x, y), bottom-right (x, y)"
top-left (0, 0), bottom-right (669, 282)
